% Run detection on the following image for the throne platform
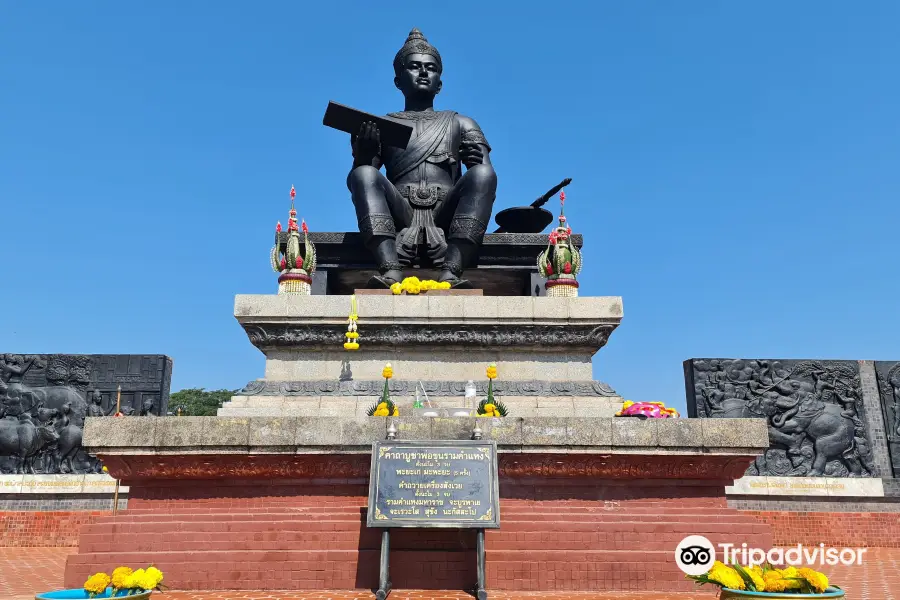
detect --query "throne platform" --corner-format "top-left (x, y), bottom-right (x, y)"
top-left (289, 232), bottom-right (582, 296)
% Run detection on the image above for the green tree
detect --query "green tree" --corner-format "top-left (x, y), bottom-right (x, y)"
top-left (169, 388), bottom-right (235, 416)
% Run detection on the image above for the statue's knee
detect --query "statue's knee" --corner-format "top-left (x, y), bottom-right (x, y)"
top-left (348, 165), bottom-right (380, 191)
top-left (465, 164), bottom-right (497, 189)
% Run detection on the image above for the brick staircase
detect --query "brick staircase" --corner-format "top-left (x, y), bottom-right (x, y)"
top-left (64, 498), bottom-right (771, 592)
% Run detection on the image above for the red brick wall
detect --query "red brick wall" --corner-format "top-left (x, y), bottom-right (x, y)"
top-left (65, 478), bottom-right (770, 592)
top-left (0, 511), bottom-right (105, 547)
top-left (6, 507), bottom-right (899, 551)
top-left (743, 510), bottom-right (900, 548)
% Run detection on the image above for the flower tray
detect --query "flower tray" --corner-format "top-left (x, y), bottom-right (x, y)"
top-left (719, 587), bottom-right (844, 599)
top-left (36, 589), bottom-right (152, 599)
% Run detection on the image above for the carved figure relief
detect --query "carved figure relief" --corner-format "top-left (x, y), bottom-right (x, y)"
top-left (876, 361), bottom-right (900, 478)
top-left (0, 354), bottom-right (172, 474)
top-left (685, 359), bottom-right (875, 478)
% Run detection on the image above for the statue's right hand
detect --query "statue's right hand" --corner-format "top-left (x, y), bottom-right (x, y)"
top-left (352, 121), bottom-right (381, 160)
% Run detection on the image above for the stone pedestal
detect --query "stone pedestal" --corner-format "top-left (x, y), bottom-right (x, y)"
top-left (68, 415), bottom-right (772, 593)
top-left (222, 295), bottom-right (625, 417)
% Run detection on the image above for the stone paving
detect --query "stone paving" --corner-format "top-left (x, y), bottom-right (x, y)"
top-left (4, 547), bottom-right (900, 600)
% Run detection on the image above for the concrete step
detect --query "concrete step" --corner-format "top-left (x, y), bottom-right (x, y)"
top-left (94, 506), bottom-right (754, 523)
top-left (78, 523), bottom-right (771, 553)
top-left (64, 548), bottom-right (707, 592)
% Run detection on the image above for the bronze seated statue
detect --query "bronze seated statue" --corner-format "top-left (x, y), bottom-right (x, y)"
top-left (346, 29), bottom-right (497, 289)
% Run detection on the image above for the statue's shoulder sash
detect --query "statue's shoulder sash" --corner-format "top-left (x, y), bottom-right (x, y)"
top-left (384, 110), bottom-right (457, 181)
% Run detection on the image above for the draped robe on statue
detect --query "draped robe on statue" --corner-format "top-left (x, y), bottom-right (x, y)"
top-left (382, 110), bottom-right (459, 265)
top-left (349, 109), bottom-right (491, 268)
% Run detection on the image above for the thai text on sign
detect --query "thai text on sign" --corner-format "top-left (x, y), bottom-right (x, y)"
top-left (367, 441), bottom-right (500, 528)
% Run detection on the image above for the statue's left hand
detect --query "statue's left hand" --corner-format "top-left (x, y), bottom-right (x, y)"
top-left (459, 141), bottom-right (484, 168)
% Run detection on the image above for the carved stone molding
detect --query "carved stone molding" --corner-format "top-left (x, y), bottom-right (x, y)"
top-left (244, 324), bottom-right (615, 352)
top-left (100, 452), bottom-right (752, 482)
top-left (101, 454), bottom-right (371, 481)
top-left (237, 379), bottom-right (619, 397)
top-left (499, 454), bottom-right (754, 481)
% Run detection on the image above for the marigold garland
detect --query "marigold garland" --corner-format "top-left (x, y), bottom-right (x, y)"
top-left (344, 295), bottom-right (360, 350)
top-left (391, 277), bottom-right (451, 295)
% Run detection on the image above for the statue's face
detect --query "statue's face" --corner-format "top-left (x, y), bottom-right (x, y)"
top-left (395, 53), bottom-right (442, 97)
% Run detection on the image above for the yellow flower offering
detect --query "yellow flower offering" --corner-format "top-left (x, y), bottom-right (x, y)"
top-left (742, 566), bottom-right (766, 592)
top-left (486, 363), bottom-right (497, 380)
top-left (390, 277), bottom-right (450, 295)
top-left (383, 363), bottom-right (393, 379)
top-left (707, 561), bottom-right (745, 590)
top-left (798, 567), bottom-right (829, 593)
top-left (123, 568), bottom-right (145, 590)
top-left (762, 569), bottom-right (787, 592)
top-left (343, 341), bottom-right (359, 350)
top-left (780, 566), bottom-right (803, 590)
top-left (111, 566), bottom-right (133, 590)
top-left (135, 565), bottom-right (163, 590)
top-left (84, 572), bottom-right (111, 595)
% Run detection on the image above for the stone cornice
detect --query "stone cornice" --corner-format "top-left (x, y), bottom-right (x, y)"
top-left (236, 379), bottom-right (619, 397)
top-left (83, 416), bottom-right (769, 468)
top-left (243, 323), bottom-right (616, 351)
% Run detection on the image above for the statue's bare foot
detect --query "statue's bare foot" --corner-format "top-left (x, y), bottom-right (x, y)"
top-left (438, 270), bottom-right (473, 289)
top-left (366, 269), bottom-right (403, 289)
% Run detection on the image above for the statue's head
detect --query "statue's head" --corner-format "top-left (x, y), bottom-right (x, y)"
top-left (91, 390), bottom-right (102, 403)
top-left (393, 28), bottom-right (442, 99)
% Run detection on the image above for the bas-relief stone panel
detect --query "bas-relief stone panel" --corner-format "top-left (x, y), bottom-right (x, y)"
top-left (0, 354), bottom-right (172, 474)
top-left (876, 361), bottom-right (900, 478)
top-left (685, 358), bottom-right (876, 478)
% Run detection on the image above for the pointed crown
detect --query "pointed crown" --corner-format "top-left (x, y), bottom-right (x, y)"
top-left (393, 28), bottom-right (442, 74)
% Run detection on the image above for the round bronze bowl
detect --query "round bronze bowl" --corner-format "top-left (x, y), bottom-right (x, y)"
top-left (493, 206), bottom-right (554, 233)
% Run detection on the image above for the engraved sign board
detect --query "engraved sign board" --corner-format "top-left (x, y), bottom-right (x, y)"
top-left (367, 440), bottom-right (500, 529)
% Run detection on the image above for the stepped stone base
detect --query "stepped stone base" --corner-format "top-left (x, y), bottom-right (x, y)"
top-left (69, 415), bottom-right (771, 593)
top-left (229, 294), bottom-right (627, 417)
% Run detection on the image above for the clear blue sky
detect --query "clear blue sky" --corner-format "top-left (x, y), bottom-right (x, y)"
top-left (2, 2), bottom-right (898, 414)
